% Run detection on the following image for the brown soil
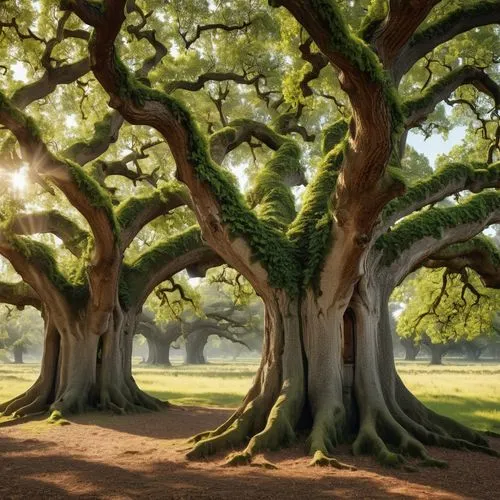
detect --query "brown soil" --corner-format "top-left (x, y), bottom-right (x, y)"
top-left (0, 407), bottom-right (498, 499)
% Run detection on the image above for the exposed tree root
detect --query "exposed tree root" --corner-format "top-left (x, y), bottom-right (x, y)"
top-left (307, 405), bottom-right (345, 456)
top-left (352, 409), bottom-right (448, 469)
top-left (309, 450), bottom-right (356, 470)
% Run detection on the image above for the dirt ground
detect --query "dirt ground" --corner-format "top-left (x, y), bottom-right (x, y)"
top-left (0, 407), bottom-right (499, 499)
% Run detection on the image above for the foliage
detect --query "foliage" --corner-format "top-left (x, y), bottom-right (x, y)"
top-left (394, 268), bottom-right (500, 344)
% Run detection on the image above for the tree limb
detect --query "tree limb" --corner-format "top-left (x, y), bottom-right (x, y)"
top-left (0, 281), bottom-right (41, 310)
top-left (424, 236), bottom-right (500, 288)
top-left (7, 210), bottom-right (89, 257)
top-left (394, 0), bottom-right (500, 82)
top-left (404, 66), bottom-right (500, 129)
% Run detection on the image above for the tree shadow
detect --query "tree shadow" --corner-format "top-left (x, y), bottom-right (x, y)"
top-left (0, 433), bottom-right (460, 500)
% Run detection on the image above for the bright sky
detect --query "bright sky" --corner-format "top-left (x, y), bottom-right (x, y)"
top-left (407, 126), bottom-right (466, 168)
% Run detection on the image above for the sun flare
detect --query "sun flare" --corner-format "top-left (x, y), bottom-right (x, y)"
top-left (11, 168), bottom-right (28, 193)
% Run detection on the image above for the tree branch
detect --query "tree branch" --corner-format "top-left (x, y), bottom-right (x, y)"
top-left (65, 0), bottom-right (297, 296)
top-left (378, 191), bottom-right (500, 286)
top-left (116, 182), bottom-right (190, 251)
top-left (424, 236), bottom-right (500, 288)
top-left (0, 281), bottom-right (41, 310)
top-left (121, 227), bottom-right (221, 309)
top-left (7, 210), bottom-right (89, 257)
top-left (382, 161), bottom-right (500, 232)
top-left (404, 66), bottom-right (500, 129)
top-left (394, 0), bottom-right (500, 81)
top-left (62, 111), bottom-right (124, 166)
top-left (166, 72), bottom-right (263, 94)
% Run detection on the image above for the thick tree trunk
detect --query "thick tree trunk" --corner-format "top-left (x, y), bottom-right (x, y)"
top-left (401, 338), bottom-right (420, 361)
top-left (187, 275), bottom-right (496, 467)
top-left (424, 342), bottom-right (449, 365)
top-left (12, 345), bottom-right (24, 364)
top-left (0, 306), bottom-right (163, 417)
top-left (145, 337), bottom-right (171, 365)
top-left (185, 331), bottom-right (209, 364)
top-left (187, 291), bottom-right (305, 464)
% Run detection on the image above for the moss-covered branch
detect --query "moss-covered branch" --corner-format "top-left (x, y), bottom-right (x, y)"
top-left (166, 72), bottom-right (263, 94)
top-left (65, 0), bottom-right (302, 295)
top-left (424, 236), bottom-right (500, 288)
top-left (377, 191), bottom-right (500, 271)
top-left (117, 181), bottom-right (190, 250)
top-left (11, 59), bottom-right (91, 110)
top-left (0, 281), bottom-right (41, 310)
top-left (382, 161), bottom-right (500, 230)
top-left (120, 227), bottom-right (219, 309)
top-left (404, 66), bottom-right (500, 129)
top-left (63, 111), bottom-right (124, 166)
top-left (7, 210), bottom-right (89, 257)
top-left (0, 232), bottom-right (87, 311)
top-left (209, 119), bottom-right (287, 164)
top-left (394, 0), bottom-right (500, 81)
top-left (0, 89), bottom-right (118, 251)
top-left (247, 141), bottom-right (305, 230)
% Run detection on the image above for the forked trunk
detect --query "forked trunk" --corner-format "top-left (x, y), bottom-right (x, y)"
top-left (0, 305), bottom-right (163, 417)
top-left (187, 271), bottom-right (494, 466)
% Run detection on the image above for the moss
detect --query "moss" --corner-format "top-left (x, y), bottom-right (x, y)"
top-left (0, 90), bottom-right (41, 140)
top-left (436, 236), bottom-right (500, 267)
top-left (63, 113), bottom-right (114, 161)
top-left (358, 0), bottom-right (387, 41)
top-left (322, 119), bottom-right (348, 155)
top-left (403, 67), bottom-right (473, 119)
top-left (66, 160), bottom-right (119, 237)
top-left (119, 226), bottom-right (204, 307)
top-left (409, 1), bottom-right (498, 50)
top-left (383, 161), bottom-right (500, 220)
top-left (377, 191), bottom-right (500, 265)
top-left (110, 52), bottom-right (302, 294)
top-left (116, 182), bottom-right (187, 229)
top-left (247, 141), bottom-right (303, 230)
top-left (5, 234), bottom-right (89, 304)
top-left (307, 0), bottom-right (403, 136)
top-left (288, 142), bottom-right (345, 286)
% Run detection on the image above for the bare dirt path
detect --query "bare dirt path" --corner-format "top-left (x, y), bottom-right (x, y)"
top-left (0, 407), bottom-right (498, 499)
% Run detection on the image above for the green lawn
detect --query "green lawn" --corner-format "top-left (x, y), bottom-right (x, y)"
top-left (1, 360), bottom-right (499, 432)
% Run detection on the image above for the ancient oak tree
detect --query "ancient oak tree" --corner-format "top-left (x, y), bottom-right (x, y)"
top-left (0, 0), bottom-right (499, 467)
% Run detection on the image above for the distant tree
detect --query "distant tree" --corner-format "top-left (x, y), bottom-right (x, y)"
top-left (395, 267), bottom-right (500, 364)
top-left (0, 305), bottom-right (43, 364)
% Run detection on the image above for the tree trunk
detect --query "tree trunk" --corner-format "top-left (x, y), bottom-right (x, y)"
top-left (185, 331), bottom-right (209, 364)
top-left (145, 337), bottom-right (171, 365)
top-left (187, 277), bottom-right (494, 467)
top-left (12, 345), bottom-right (24, 364)
top-left (0, 306), bottom-right (163, 417)
top-left (401, 338), bottom-right (420, 361)
top-left (427, 343), bottom-right (448, 365)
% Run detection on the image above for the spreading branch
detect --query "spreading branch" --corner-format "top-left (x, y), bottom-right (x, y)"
top-left (0, 281), bottom-right (41, 310)
top-left (404, 66), bottom-right (500, 129)
top-left (424, 237), bottom-right (500, 288)
top-left (382, 161), bottom-right (500, 232)
top-left (116, 183), bottom-right (190, 251)
top-left (7, 210), bottom-right (89, 257)
top-left (379, 191), bottom-right (500, 286)
top-left (394, 0), bottom-right (500, 81)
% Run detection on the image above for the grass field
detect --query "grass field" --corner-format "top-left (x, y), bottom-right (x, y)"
top-left (1, 360), bottom-right (499, 432)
